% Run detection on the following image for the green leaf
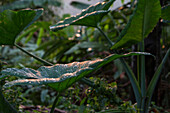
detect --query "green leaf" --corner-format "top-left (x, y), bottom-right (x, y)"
top-left (0, 9), bottom-right (43, 45)
top-left (15, 26), bottom-right (38, 43)
top-left (37, 28), bottom-right (44, 46)
top-left (161, 5), bottom-right (170, 23)
top-left (111, 0), bottom-right (161, 49)
top-left (119, 58), bottom-right (141, 107)
top-left (146, 48), bottom-right (170, 110)
top-left (1, 52), bottom-right (151, 92)
top-left (50, 0), bottom-right (115, 31)
top-left (70, 1), bottom-right (90, 9)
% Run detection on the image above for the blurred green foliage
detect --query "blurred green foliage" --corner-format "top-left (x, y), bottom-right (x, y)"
top-left (0, 0), bottom-right (169, 112)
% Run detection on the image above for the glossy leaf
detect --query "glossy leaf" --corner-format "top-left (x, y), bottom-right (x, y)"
top-left (1, 52), bottom-right (151, 92)
top-left (50, 0), bottom-right (115, 31)
top-left (0, 9), bottom-right (43, 45)
top-left (161, 5), bottom-right (170, 23)
top-left (146, 48), bottom-right (170, 110)
top-left (111, 0), bottom-right (161, 49)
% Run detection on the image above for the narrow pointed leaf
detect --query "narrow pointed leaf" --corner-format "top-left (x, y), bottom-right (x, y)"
top-left (50, 0), bottom-right (115, 31)
top-left (111, 0), bottom-right (161, 49)
top-left (119, 58), bottom-right (141, 107)
top-left (146, 48), bottom-right (170, 109)
top-left (161, 5), bottom-right (170, 23)
top-left (0, 9), bottom-right (43, 45)
top-left (1, 52), bottom-right (151, 92)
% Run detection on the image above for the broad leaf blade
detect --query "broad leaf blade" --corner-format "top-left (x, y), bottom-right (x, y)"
top-left (50, 0), bottom-right (115, 31)
top-left (111, 0), bottom-right (161, 49)
top-left (146, 48), bottom-right (170, 109)
top-left (0, 9), bottom-right (43, 45)
top-left (1, 52), bottom-right (151, 92)
top-left (161, 5), bottom-right (170, 23)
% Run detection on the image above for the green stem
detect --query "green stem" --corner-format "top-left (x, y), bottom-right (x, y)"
top-left (97, 25), bottom-right (114, 47)
top-left (14, 43), bottom-right (53, 66)
top-left (140, 39), bottom-right (146, 112)
top-left (108, 13), bottom-right (121, 35)
top-left (50, 92), bottom-right (60, 113)
top-left (140, 41), bottom-right (145, 95)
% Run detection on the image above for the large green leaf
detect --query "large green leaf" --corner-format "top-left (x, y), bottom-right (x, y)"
top-left (50, 0), bottom-right (115, 31)
top-left (0, 9), bottom-right (43, 45)
top-left (111, 0), bottom-right (161, 49)
top-left (1, 52), bottom-right (151, 92)
top-left (161, 5), bottom-right (170, 23)
top-left (0, 0), bottom-right (61, 12)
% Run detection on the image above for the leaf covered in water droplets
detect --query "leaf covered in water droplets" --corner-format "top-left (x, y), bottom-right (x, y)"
top-left (50, 0), bottom-right (115, 31)
top-left (1, 52), bottom-right (151, 92)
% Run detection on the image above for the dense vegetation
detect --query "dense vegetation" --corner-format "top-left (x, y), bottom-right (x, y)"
top-left (0, 0), bottom-right (169, 113)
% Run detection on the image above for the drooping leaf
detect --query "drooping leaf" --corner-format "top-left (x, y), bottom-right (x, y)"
top-left (0, 9), bottom-right (43, 45)
top-left (146, 48), bottom-right (170, 110)
top-left (0, 0), bottom-right (61, 12)
top-left (161, 5), bottom-right (170, 23)
top-left (70, 1), bottom-right (90, 9)
top-left (1, 52), bottom-right (151, 92)
top-left (111, 0), bottom-right (161, 49)
top-left (50, 0), bottom-right (115, 31)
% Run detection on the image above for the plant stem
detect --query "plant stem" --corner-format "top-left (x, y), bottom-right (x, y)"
top-left (140, 38), bottom-right (146, 112)
top-left (108, 13), bottom-right (121, 35)
top-left (140, 41), bottom-right (145, 95)
top-left (97, 25), bottom-right (114, 47)
top-left (14, 43), bottom-right (53, 66)
top-left (50, 92), bottom-right (60, 113)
